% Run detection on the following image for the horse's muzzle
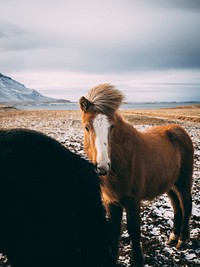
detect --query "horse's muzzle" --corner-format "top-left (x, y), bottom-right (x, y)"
top-left (96, 163), bottom-right (111, 176)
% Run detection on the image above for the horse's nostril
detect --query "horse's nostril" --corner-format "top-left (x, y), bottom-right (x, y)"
top-left (96, 163), bottom-right (110, 176)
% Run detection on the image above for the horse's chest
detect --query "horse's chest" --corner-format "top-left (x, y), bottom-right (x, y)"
top-left (100, 174), bottom-right (123, 205)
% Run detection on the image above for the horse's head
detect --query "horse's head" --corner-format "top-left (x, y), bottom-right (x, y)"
top-left (79, 96), bottom-right (115, 175)
top-left (79, 84), bottom-right (124, 176)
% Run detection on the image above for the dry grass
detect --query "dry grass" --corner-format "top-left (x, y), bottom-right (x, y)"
top-left (121, 104), bottom-right (200, 125)
top-left (0, 110), bottom-right (81, 130)
top-left (0, 105), bottom-right (199, 130)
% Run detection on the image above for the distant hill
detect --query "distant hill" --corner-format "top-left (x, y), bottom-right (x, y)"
top-left (0, 73), bottom-right (68, 103)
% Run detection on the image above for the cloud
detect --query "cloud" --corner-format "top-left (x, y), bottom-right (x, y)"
top-left (145, 0), bottom-right (200, 10)
top-left (0, 0), bottom-right (200, 101)
top-left (10, 68), bottom-right (200, 102)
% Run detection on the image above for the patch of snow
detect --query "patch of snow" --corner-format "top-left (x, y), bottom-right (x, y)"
top-left (0, 73), bottom-right (56, 102)
top-left (185, 253), bottom-right (196, 260)
top-left (192, 206), bottom-right (200, 216)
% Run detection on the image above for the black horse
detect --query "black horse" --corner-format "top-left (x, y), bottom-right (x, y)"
top-left (0, 129), bottom-right (122, 267)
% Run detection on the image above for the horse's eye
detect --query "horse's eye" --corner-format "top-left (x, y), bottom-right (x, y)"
top-left (110, 124), bottom-right (115, 132)
top-left (85, 126), bottom-right (90, 132)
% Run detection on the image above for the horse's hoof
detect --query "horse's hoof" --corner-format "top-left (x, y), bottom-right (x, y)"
top-left (166, 232), bottom-right (179, 246)
top-left (166, 238), bottom-right (178, 246)
top-left (176, 239), bottom-right (188, 249)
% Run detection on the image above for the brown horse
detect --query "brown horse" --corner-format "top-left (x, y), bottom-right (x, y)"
top-left (79, 84), bottom-right (194, 267)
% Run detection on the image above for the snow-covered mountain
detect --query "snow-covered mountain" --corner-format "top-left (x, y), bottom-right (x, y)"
top-left (0, 73), bottom-right (58, 103)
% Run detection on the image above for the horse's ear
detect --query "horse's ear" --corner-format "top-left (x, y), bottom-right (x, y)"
top-left (79, 96), bottom-right (93, 112)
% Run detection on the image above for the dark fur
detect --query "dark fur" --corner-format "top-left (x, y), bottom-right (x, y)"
top-left (0, 129), bottom-right (118, 267)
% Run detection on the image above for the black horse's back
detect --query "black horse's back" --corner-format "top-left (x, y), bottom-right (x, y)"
top-left (0, 129), bottom-right (115, 267)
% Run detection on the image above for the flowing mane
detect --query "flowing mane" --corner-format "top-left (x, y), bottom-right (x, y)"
top-left (86, 84), bottom-right (125, 115)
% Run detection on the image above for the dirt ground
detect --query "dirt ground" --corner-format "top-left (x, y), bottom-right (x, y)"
top-left (0, 104), bottom-right (200, 128)
top-left (0, 105), bottom-right (199, 267)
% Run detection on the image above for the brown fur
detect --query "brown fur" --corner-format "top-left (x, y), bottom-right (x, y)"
top-left (80, 84), bottom-right (194, 267)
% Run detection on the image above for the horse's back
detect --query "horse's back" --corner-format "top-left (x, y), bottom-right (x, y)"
top-left (0, 128), bottom-right (72, 163)
top-left (145, 124), bottom-right (193, 152)
top-left (145, 123), bottom-right (194, 170)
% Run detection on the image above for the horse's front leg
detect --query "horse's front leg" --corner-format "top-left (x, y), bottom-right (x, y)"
top-left (107, 203), bottom-right (123, 263)
top-left (124, 198), bottom-right (144, 267)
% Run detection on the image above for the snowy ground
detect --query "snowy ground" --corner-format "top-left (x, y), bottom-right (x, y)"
top-left (0, 110), bottom-right (199, 267)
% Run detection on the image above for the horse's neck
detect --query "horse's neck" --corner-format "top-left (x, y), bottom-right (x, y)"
top-left (113, 114), bottom-right (140, 144)
top-left (110, 114), bottom-right (141, 176)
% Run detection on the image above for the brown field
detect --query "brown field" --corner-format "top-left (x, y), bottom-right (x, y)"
top-left (0, 104), bottom-right (199, 130)
top-left (121, 104), bottom-right (200, 124)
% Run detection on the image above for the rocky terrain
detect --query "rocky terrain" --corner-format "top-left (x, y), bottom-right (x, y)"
top-left (0, 107), bottom-right (199, 267)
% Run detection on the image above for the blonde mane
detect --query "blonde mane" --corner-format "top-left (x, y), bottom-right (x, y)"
top-left (86, 84), bottom-right (125, 115)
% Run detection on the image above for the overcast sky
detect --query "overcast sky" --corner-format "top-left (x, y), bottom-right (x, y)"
top-left (0, 0), bottom-right (200, 101)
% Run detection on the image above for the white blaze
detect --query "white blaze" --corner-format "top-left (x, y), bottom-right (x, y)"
top-left (93, 114), bottom-right (110, 171)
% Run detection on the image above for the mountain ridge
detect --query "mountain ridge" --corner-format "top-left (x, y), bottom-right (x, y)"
top-left (0, 73), bottom-right (68, 103)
